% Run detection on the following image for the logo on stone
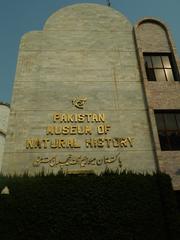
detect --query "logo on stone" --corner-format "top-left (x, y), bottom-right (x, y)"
top-left (72, 96), bottom-right (87, 109)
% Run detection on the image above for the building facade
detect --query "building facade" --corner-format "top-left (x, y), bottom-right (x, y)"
top-left (0, 102), bottom-right (10, 170)
top-left (1, 4), bottom-right (180, 189)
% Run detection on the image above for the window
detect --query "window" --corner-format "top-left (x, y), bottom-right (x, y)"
top-left (155, 111), bottom-right (180, 150)
top-left (144, 53), bottom-right (179, 81)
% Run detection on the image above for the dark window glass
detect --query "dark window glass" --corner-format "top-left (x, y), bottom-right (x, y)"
top-left (155, 111), bottom-right (180, 151)
top-left (146, 68), bottom-right (156, 81)
top-left (144, 56), bottom-right (152, 68)
top-left (164, 113), bottom-right (177, 130)
top-left (159, 131), bottom-right (169, 150)
top-left (176, 114), bottom-right (180, 129)
top-left (144, 53), bottom-right (179, 82)
top-left (168, 132), bottom-right (180, 150)
top-left (155, 113), bottom-right (165, 130)
top-left (152, 56), bottom-right (163, 68)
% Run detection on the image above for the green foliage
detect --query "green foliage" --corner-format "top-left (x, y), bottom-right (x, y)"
top-left (0, 171), bottom-right (179, 240)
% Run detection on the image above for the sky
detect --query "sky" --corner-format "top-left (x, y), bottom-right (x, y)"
top-left (0, 0), bottom-right (180, 103)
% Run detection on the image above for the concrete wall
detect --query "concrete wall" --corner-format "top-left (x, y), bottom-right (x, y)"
top-left (0, 103), bottom-right (10, 170)
top-left (2, 4), bottom-right (156, 175)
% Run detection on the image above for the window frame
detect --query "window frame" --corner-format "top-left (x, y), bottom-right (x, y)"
top-left (155, 110), bottom-right (180, 151)
top-left (144, 53), bottom-right (179, 82)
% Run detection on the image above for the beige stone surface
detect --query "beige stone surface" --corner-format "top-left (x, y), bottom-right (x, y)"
top-left (2, 4), bottom-right (156, 175)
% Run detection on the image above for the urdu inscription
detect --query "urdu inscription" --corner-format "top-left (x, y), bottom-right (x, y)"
top-left (33, 153), bottom-right (122, 168)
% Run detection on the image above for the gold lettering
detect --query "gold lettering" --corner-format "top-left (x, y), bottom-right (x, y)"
top-left (112, 138), bottom-right (119, 148)
top-left (59, 139), bottom-right (66, 148)
top-left (92, 114), bottom-right (99, 122)
top-left (97, 125), bottom-right (104, 134)
top-left (50, 139), bottom-right (59, 148)
top-left (96, 158), bottom-right (103, 166)
top-left (46, 126), bottom-right (54, 135)
top-left (85, 138), bottom-right (97, 148)
top-left (127, 137), bottom-right (134, 147)
top-left (42, 138), bottom-right (49, 148)
top-left (33, 153), bottom-right (122, 168)
top-left (62, 126), bottom-right (69, 135)
top-left (47, 125), bottom-right (93, 136)
top-left (85, 126), bottom-right (92, 135)
top-left (77, 125), bottom-right (84, 135)
top-left (86, 114), bottom-right (92, 123)
top-left (104, 125), bottom-right (111, 134)
top-left (97, 125), bottom-right (111, 134)
top-left (97, 138), bottom-right (104, 148)
top-left (67, 114), bottom-right (74, 122)
top-left (73, 139), bottom-right (81, 148)
top-left (26, 139), bottom-right (34, 149)
top-left (54, 126), bottom-right (61, 135)
top-left (78, 114), bottom-right (85, 122)
top-left (53, 113), bottom-right (60, 122)
top-left (104, 138), bottom-right (111, 148)
top-left (99, 113), bottom-right (105, 122)
top-left (74, 114), bottom-right (78, 123)
top-left (61, 114), bottom-right (67, 122)
top-left (52, 113), bottom-right (106, 123)
top-left (119, 138), bottom-right (128, 147)
top-left (70, 126), bottom-right (77, 135)
top-left (36, 139), bottom-right (42, 149)
top-left (66, 139), bottom-right (75, 148)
